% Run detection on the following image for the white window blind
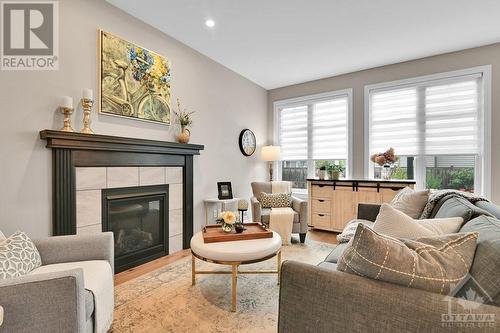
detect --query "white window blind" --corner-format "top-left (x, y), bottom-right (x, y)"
top-left (312, 98), bottom-right (349, 160)
top-left (280, 105), bottom-right (308, 160)
top-left (369, 74), bottom-right (481, 156)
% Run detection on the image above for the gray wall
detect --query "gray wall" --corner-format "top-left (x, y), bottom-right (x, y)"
top-left (268, 43), bottom-right (500, 203)
top-left (0, 0), bottom-right (268, 237)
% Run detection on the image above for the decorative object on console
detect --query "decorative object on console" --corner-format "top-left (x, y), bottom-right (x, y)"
top-left (238, 129), bottom-right (256, 156)
top-left (261, 145), bottom-right (281, 181)
top-left (238, 199), bottom-right (248, 223)
top-left (370, 147), bottom-right (398, 179)
top-left (217, 182), bottom-right (233, 200)
top-left (99, 30), bottom-right (171, 125)
top-left (80, 88), bottom-right (95, 134)
top-left (328, 164), bottom-right (344, 180)
top-left (216, 211), bottom-right (238, 232)
top-left (174, 98), bottom-right (194, 143)
top-left (59, 96), bottom-right (74, 132)
top-left (337, 224), bottom-right (478, 295)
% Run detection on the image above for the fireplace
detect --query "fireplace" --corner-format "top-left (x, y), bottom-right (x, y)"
top-left (102, 185), bottom-right (169, 273)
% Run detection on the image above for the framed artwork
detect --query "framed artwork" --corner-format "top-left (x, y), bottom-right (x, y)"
top-left (99, 30), bottom-right (172, 125)
top-left (217, 182), bottom-right (233, 200)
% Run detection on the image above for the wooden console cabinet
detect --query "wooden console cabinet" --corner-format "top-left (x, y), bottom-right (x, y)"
top-left (307, 179), bottom-right (416, 232)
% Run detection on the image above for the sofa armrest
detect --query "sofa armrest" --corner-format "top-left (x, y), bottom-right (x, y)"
top-left (279, 261), bottom-right (500, 333)
top-left (34, 232), bottom-right (114, 273)
top-left (357, 203), bottom-right (381, 222)
top-left (251, 197), bottom-right (262, 222)
top-left (0, 269), bottom-right (86, 332)
top-left (292, 197), bottom-right (308, 232)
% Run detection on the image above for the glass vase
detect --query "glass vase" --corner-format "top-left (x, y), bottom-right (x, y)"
top-left (381, 164), bottom-right (393, 180)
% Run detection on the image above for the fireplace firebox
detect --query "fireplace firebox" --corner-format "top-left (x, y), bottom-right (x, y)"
top-left (102, 185), bottom-right (169, 273)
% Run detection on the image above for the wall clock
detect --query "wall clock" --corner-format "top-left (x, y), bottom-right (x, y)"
top-left (239, 129), bottom-right (256, 156)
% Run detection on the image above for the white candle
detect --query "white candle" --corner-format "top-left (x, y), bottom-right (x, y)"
top-left (82, 88), bottom-right (93, 100)
top-left (61, 96), bottom-right (73, 108)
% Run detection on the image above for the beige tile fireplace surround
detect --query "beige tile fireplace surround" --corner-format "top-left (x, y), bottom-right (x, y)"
top-left (75, 166), bottom-right (184, 254)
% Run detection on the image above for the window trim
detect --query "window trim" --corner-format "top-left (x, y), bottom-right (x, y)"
top-left (273, 89), bottom-right (354, 188)
top-left (364, 66), bottom-right (492, 198)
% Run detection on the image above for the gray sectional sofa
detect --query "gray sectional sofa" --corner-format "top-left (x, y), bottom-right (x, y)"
top-left (279, 195), bottom-right (500, 332)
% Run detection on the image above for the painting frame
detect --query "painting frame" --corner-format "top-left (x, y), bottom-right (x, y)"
top-left (98, 30), bottom-right (172, 125)
top-left (217, 182), bottom-right (233, 200)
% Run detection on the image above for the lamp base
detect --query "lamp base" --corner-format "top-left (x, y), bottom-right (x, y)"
top-left (269, 162), bottom-right (274, 181)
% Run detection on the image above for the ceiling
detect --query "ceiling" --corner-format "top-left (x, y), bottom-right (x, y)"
top-left (108, 0), bottom-right (500, 89)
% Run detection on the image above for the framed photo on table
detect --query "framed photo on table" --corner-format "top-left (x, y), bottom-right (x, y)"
top-left (217, 182), bottom-right (233, 200)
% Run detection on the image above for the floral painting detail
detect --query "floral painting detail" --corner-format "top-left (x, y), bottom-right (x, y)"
top-left (99, 31), bottom-right (171, 124)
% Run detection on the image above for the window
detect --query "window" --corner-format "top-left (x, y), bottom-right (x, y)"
top-left (365, 66), bottom-right (491, 196)
top-left (275, 90), bottom-right (352, 190)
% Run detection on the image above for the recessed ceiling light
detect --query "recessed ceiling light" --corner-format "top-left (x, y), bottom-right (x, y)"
top-left (205, 19), bottom-right (215, 28)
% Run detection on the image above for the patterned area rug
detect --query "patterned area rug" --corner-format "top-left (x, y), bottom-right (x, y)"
top-left (112, 238), bottom-right (335, 332)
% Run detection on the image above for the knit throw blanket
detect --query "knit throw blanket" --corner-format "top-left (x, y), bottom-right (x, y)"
top-left (419, 189), bottom-right (488, 219)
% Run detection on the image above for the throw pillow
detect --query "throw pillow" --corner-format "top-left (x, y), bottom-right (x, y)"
top-left (0, 231), bottom-right (42, 279)
top-left (260, 192), bottom-right (292, 208)
top-left (390, 187), bottom-right (429, 218)
top-left (337, 224), bottom-right (478, 295)
top-left (336, 219), bottom-right (374, 243)
top-left (459, 215), bottom-right (500, 306)
top-left (373, 204), bottom-right (464, 239)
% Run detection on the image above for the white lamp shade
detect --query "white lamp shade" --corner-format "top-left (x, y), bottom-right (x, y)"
top-left (261, 145), bottom-right (281, 161)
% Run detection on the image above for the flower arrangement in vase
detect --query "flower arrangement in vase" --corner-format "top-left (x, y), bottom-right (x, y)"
top-left (216, 211), bottom-right (242, 233)
top-left (370, 147), bottom-right (398, 179)
top-left (173, 98), bottom-right (194, 143)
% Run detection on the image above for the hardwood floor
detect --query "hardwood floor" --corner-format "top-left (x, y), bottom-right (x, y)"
top-left (114, 228), bottom-right (338, 286)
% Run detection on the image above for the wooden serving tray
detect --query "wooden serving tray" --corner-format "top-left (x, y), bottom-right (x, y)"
top-left (202, 223), bottom-right (273, 243)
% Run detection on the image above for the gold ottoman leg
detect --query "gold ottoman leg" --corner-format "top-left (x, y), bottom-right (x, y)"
top-left (231, 264), bottom-right (238, 312)
top-left (191, 254), bottom-right (196, 286)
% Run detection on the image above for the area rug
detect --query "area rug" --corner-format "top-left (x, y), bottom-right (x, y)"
top-left (112, 238), bottom-right (335, 332)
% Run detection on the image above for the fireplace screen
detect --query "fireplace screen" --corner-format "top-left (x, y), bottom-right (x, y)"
top-left (102, 185), bottom-right (169, 272)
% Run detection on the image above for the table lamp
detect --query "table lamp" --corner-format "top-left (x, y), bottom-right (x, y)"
top-left (261, 145), bottom-right (281, 181)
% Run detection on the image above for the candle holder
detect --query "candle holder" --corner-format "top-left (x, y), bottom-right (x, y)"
top-left (238, 199), bottom-right (249, 223)
top-left (80, 98), bottom-right (94, 134)
top-left (59, 106), bottom-right (74, 132)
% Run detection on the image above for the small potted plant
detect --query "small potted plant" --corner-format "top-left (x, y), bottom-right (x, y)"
top-left (316, 161), bottom-right (333, 180)
top-left (216, 211), bottom-right (240, 233)
top-left (327, 164), bottom-right (345, 180)
top-left (174, 98), bottom-right (195, 144)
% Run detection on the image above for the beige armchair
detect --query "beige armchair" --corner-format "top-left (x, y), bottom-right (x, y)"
top-left (251, 182), bottom-right (308, 243)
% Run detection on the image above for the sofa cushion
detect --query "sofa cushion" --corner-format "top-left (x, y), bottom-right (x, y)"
top-left (261, 208), bottom-right (299, 223)
top-left (84, 289), bottom-right (95, 320)
top-left (431, 195), bottom-right (491, 222)
top-left (337, 224), bottom-right (478, 295)
top-left (317, 261), bottom-right (337, 271)
top-left (373, 204), bottom-right (463, 239)
top-left (390, 187), bottom-right (429, 218)
top-left (324, 243), bottom-right (348, 263)
top-left (0, 231), bottom-right (42, 279)
top-left (337, 219), bottom-right (374, 243)
top-left (459, 215), bottom-right (500, 306)
top-left (251, 182), bottom-right (272, 200)
top-left (475, 201), bottom-right (500, 220)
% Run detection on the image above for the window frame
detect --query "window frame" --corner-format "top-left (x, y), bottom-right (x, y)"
top-left (364, 66), bottom-right (492, 198)
top-left (274, 89), bottom-right (354, 194)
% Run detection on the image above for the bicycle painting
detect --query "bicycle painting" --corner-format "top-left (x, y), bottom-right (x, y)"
top-left (99, 30), bottom-right (171, 125)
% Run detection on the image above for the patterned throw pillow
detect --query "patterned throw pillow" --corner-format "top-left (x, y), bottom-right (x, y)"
top-left (0, 231), bottom-right (42, 279)
top-left (260, 192), bottom-right (292, 208)
top-left (390, 187), bottom-right (429, 218)
top-left (337, 224), bottom-right (478, 295)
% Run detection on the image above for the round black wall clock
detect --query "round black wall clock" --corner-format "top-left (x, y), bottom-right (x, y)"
top-left (239, 129), bottom-right (256, 156)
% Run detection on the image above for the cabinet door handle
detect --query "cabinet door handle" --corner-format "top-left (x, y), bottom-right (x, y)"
top-left (318, 214), bottom-right (325, 217)
top-left (318, 199), bottom-right (325, 202)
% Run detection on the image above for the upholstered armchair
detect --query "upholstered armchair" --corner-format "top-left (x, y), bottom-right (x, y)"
top-left (251, 182), bottom-right (308, 243)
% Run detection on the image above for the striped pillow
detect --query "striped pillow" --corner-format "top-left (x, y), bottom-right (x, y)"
top-left (260, 192), bottom-right (292, 208)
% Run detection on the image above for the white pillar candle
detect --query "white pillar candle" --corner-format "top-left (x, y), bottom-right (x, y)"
top-left (61, 96), bottom-right (73, 108)
top-left (82, 88), bottom-right (93, 100)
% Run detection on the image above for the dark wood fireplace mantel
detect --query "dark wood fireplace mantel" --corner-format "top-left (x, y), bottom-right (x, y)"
top-left (40, 129), bottom-right (204, 249)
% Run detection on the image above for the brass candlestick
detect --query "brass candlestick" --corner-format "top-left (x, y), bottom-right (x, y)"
top-left (80, 98), bottom-right (94, 134)
top-left (59, 107), bottom-right (74, 132)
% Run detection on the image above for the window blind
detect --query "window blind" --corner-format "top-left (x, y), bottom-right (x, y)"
top-left (312, 97), bottom-right (348, 159)
top-left (369, 75), bottom-right (481, 156)
top-left (279, 105), bottom-right (308, 160)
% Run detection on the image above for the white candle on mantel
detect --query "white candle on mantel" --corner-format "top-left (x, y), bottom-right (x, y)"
top-left (61, 96), bottom-right (73, 108)
top-left (82, 88), bottom-right (93, 100)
